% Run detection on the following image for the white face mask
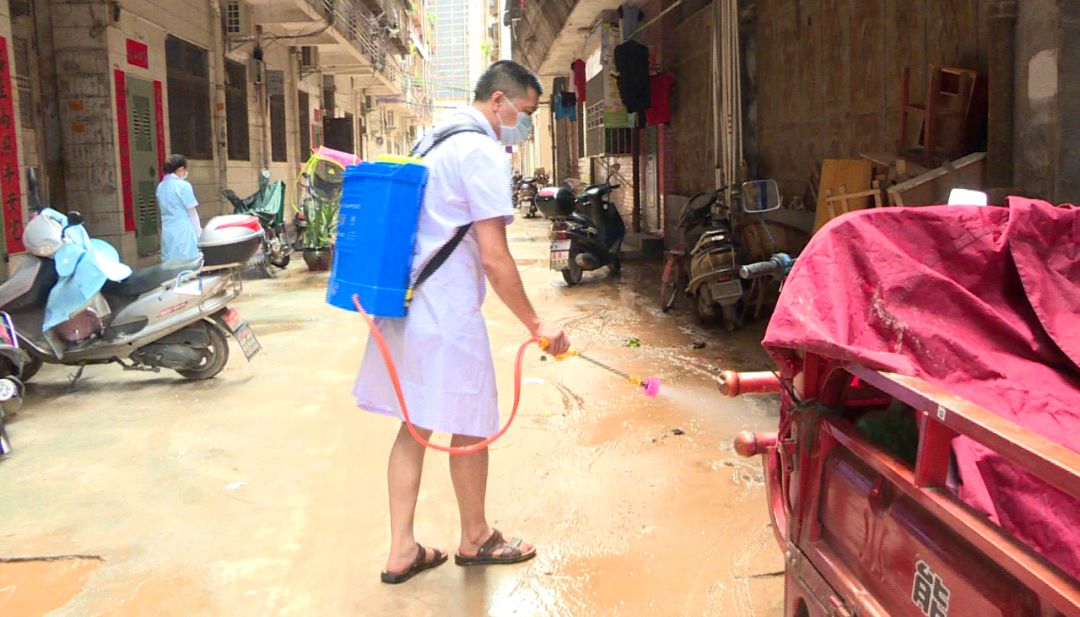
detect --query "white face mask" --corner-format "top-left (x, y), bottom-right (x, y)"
top-left (498, 97), bottom-right (533, 146)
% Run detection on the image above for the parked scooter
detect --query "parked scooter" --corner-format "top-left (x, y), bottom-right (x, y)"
top-left (3, 171), bottom-right (263, 385)
top-left (517, 176), bottom-right (540, 218)
top-left (660, 179), bottom-right (783, 328)
top-left (222, 169), bottom-right (291, 277)
top-left (538, 173), bottom-right (626, 286)
top-left (0, 319), bottom-right (28, 457)
top-left (511, 171), bottom-right (523, 208)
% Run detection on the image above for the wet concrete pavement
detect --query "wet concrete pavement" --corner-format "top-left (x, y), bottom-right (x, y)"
top-left (0, 218), bottom-right (783, 616)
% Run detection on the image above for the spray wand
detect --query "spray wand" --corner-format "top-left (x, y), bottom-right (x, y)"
top-left (541, 345), bottom-right (662, 399)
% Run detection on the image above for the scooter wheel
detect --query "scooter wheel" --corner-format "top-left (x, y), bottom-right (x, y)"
top-left (270, 253), bottom-right (291, 269)
top-left (562, 265), bottom-right (584, 286)
top-left (176, 323), bottom-right (231, 380)
top-left (693, 292), bottom-right (718, 323)
top-left (608, 255), bottom-right (622, 276)
top-left (20, 356), bottom-right (42, 383)
top-left (721, 304), bottom-right (744, 331)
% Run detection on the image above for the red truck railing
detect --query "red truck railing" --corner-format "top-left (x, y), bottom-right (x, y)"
top-left (725, 354), bottom-right (1080, 616)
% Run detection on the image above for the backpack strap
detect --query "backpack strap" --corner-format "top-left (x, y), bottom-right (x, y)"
top-left (406, 123), bottom-right (488, 306)
top-left (410, 123), bottom-right (487, 158)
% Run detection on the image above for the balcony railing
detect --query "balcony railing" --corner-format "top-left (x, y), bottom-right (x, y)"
top-left (319, 0), bottom-right (409, 84)
top-left (315, 0), bottom-right (434, 120)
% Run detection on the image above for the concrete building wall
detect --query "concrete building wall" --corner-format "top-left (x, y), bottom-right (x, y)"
top-left (50, 0), bottom-right (125, 253)
top-left (752, 0), bottom-right (986, 199)
top-left (43, 0), bottom-right (369, 264)
top-left (666, 2), bottom-right (715, 197)
top-left (1011, 0), bottom-right (1080, 203)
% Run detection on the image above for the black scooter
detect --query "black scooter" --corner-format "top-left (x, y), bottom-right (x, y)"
top-left (222, 169), bottom-right (292, 277)
top-left (517, 176), bottom-right (540, 218)
top-left (539, 179), bottom-right (626, 286)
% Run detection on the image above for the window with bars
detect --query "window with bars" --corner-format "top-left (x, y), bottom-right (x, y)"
top-left (225, 59), bottom-right (250, 160)
top-left (165, 36), bottom-right (212, 159)
top-left (225, 0), bottom-right (243, 34)
top-left (12, 37), bottom-right (32, 130)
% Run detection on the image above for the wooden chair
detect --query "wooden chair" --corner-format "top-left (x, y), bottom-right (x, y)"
top-left (898, 65), bottom-right (984, 168)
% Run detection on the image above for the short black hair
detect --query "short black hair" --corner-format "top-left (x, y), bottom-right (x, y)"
top-left (473, 60), bottom-right (543, 102)
top-left (163, 154), bottom-right (189, 174)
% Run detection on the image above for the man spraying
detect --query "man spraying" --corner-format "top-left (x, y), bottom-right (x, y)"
top-left (355, 61), bottom-right (572, 584)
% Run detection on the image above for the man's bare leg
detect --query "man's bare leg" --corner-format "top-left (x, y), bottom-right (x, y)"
top-left (450, 434), bottom-right (533, 558)
top-left (385, 423), bottom-right (441, 573)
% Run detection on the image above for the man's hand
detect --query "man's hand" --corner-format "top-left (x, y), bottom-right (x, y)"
top-left (534, 322), bottom-right (570, 356)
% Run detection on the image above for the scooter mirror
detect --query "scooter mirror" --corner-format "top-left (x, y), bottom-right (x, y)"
top-left (66, 211), bottom-right (84, 227)
top-left (740, 179), bottom-right (782, 213)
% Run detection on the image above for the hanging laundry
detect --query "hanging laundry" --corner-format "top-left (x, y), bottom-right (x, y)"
top-left (645, 73), bottom-right (675, 125)
top-left (562, 91), bottom-right (578, 107)
top-left (613, 40), bottom-right (651, 113)
top-left (554, 92), bottom-right (577, 122)
top-left (553, 76), bottom-right (568, 96)
top-left (571, 59), bottom-right (587, 102)
top-left (618, 3), bottom-right (645, 41)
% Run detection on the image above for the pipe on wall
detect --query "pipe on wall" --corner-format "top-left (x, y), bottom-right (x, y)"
top-left (986, 0), bottom-right (1017, 188)
top-left (209, 0), bottom-right (229, 208)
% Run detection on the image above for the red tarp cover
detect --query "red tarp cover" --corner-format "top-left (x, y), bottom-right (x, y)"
top-left (763, 198), bottom-right (1080, 579)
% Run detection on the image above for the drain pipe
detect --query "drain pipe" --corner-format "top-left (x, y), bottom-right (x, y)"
top-left (986, 0), bottom-right (1017, 188)
top-left (209, 0), bottom-right (229, 210)
top-left (711, 0), bottom-right (722, 188)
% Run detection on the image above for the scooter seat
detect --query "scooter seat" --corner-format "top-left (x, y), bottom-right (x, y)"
top-left (104, 258), bottom-right (203, 297)
top-left (567, 213), bottom-right (593, 228)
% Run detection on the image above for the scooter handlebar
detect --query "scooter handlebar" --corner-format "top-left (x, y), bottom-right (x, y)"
top-left (739, 253), bottom-right (795, 280)
top-left (739, 260), bottom-right (780, 279)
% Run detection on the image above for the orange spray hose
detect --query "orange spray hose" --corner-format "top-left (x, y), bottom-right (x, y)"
top-left (353, 294), bottom-right (541, 455)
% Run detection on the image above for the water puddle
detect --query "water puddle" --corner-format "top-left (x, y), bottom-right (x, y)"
top-left (0, 556), bottom-right (103, 616)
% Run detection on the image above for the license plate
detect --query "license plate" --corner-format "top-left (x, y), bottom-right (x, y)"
top-left (550, 239), bottom-right (571, 271)
top-left (222, 308), bottom-right (262, 360)
top-left (708, 279), bottom-right (743, 302)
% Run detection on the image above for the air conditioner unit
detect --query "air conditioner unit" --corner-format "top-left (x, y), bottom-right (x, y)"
top-left (299, 46), bottom-right (319, 72)
top-left (362, 95), bottom-right (375, 113)
top-left (224, 0), bottom-right (253, 37)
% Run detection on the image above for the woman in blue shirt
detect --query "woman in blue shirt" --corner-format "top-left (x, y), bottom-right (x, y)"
top-left (156, 154), bottom-right (202, 262)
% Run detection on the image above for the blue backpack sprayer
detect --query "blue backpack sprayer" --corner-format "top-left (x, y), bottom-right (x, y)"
top-left (326, 125), bottom-right (660, 454)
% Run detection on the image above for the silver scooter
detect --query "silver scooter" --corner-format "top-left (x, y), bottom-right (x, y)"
top-left (2, 205), bottom-right (261, 385)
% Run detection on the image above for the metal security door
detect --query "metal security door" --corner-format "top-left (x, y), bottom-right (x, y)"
top-left (126, 75), bottom-right (160, 256)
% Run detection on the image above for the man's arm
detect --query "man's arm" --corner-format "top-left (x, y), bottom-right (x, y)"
top-left (475, 217), bottom-right (570, 355)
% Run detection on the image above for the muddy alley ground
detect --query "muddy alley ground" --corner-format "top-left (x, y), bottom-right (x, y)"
top-left (0, 218), bottom-right (784, 616)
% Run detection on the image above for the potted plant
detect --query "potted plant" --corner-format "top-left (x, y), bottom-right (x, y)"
top-left (301, 195), bottom-right (337, 272)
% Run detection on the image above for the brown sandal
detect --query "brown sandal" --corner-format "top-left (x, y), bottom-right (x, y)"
top-left (455, 528), bottom-right (536, 566)
top-left (380, 544), bottom-right (448, 584)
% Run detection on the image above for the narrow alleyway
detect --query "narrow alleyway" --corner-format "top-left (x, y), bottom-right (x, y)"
top-left (0, 219), bottom-right (783, 617)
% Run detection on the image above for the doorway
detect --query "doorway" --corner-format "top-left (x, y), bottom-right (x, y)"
top-left (125, 75), bottom-right (160, 256)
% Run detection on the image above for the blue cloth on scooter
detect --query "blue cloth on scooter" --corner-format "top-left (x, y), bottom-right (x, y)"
top-left (42, 209), bottom-right (132, 333)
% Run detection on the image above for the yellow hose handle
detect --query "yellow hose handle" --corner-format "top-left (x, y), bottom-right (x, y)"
top-left (537, 338), bottom-right (578, 361)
